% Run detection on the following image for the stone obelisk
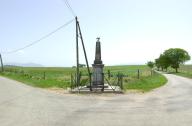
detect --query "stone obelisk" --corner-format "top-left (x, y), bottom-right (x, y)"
top-left (92, 38), bottom-right (104, 89)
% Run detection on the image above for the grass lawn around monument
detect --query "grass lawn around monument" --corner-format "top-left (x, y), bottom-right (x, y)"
top-left (123, 73), bottom-right (167, 92)
top-left (0, 65), bottom-right (167, 92)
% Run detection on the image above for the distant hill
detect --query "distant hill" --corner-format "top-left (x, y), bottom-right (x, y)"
top-left (5, 63), bottom-right (43, 67)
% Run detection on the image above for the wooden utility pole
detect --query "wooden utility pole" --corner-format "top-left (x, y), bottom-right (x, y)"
top-left (0, 53), bottom-right (4, 72)
top-left (75, 17), bottom-right (80, 91)
top-left (74, 16), bottom-right (92, 91)
top-left (77, 21), bottom-right (92, 91)
top-left (75, 17), bottom-right (80, 88)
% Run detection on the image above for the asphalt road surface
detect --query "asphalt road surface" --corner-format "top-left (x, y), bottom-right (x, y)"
top-left (0, 74), bottom-right (192, 126)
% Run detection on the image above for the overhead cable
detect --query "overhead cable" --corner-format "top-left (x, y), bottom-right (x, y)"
top-left (2, 18), bottom-right (74, 54)
top-left (62, 0), bottom-right (76, 17)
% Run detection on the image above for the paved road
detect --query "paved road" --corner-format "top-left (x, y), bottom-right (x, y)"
top-left (0, 74), bottom-right (192, 126)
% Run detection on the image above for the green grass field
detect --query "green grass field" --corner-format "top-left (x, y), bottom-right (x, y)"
top-left (124, 73), bottom-right (167, 92)
top-left (168, 65), bottom-right (192, 78)
top-left (0, 65), bottom-right (167, 92)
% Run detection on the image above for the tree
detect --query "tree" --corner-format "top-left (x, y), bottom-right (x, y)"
top-left (155, 58), bottom-right (161, 71)
top-left (164, 48), bottom-right (190, 73)
top-left (147, 61), bottom-right (154, 69)
top-left (79, 64), bottom-right (86, 68)
top-left (158, 54), bottom-right (170, 72)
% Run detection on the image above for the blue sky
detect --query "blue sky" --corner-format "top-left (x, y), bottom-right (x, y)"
top-left (0, 0), bottom-right (192, 66)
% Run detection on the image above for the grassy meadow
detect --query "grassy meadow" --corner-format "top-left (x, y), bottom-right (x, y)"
top-left (168, 65), bottom-right (192, 78)
top-left (0, 65), bottom-right (167, 92)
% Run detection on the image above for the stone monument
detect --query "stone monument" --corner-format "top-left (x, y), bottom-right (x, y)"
top-left (92, 38), bottom-right (104, 90)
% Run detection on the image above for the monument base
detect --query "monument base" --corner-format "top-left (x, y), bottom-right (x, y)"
top-left (70, 84), bottom-right (122, 93)
top-left (92, 64), bottom-right (104, 88)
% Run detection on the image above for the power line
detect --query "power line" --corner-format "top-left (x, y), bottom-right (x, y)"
top-left (64, 0), bottom-right (76, 17)
top-left (2, 18), bottom-right (75, 54)
top-left (62, 0), bottom-right (76, 17)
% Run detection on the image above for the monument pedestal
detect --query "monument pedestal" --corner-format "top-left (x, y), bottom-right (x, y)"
top-left (92, 64), bottom-right (104, 88)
